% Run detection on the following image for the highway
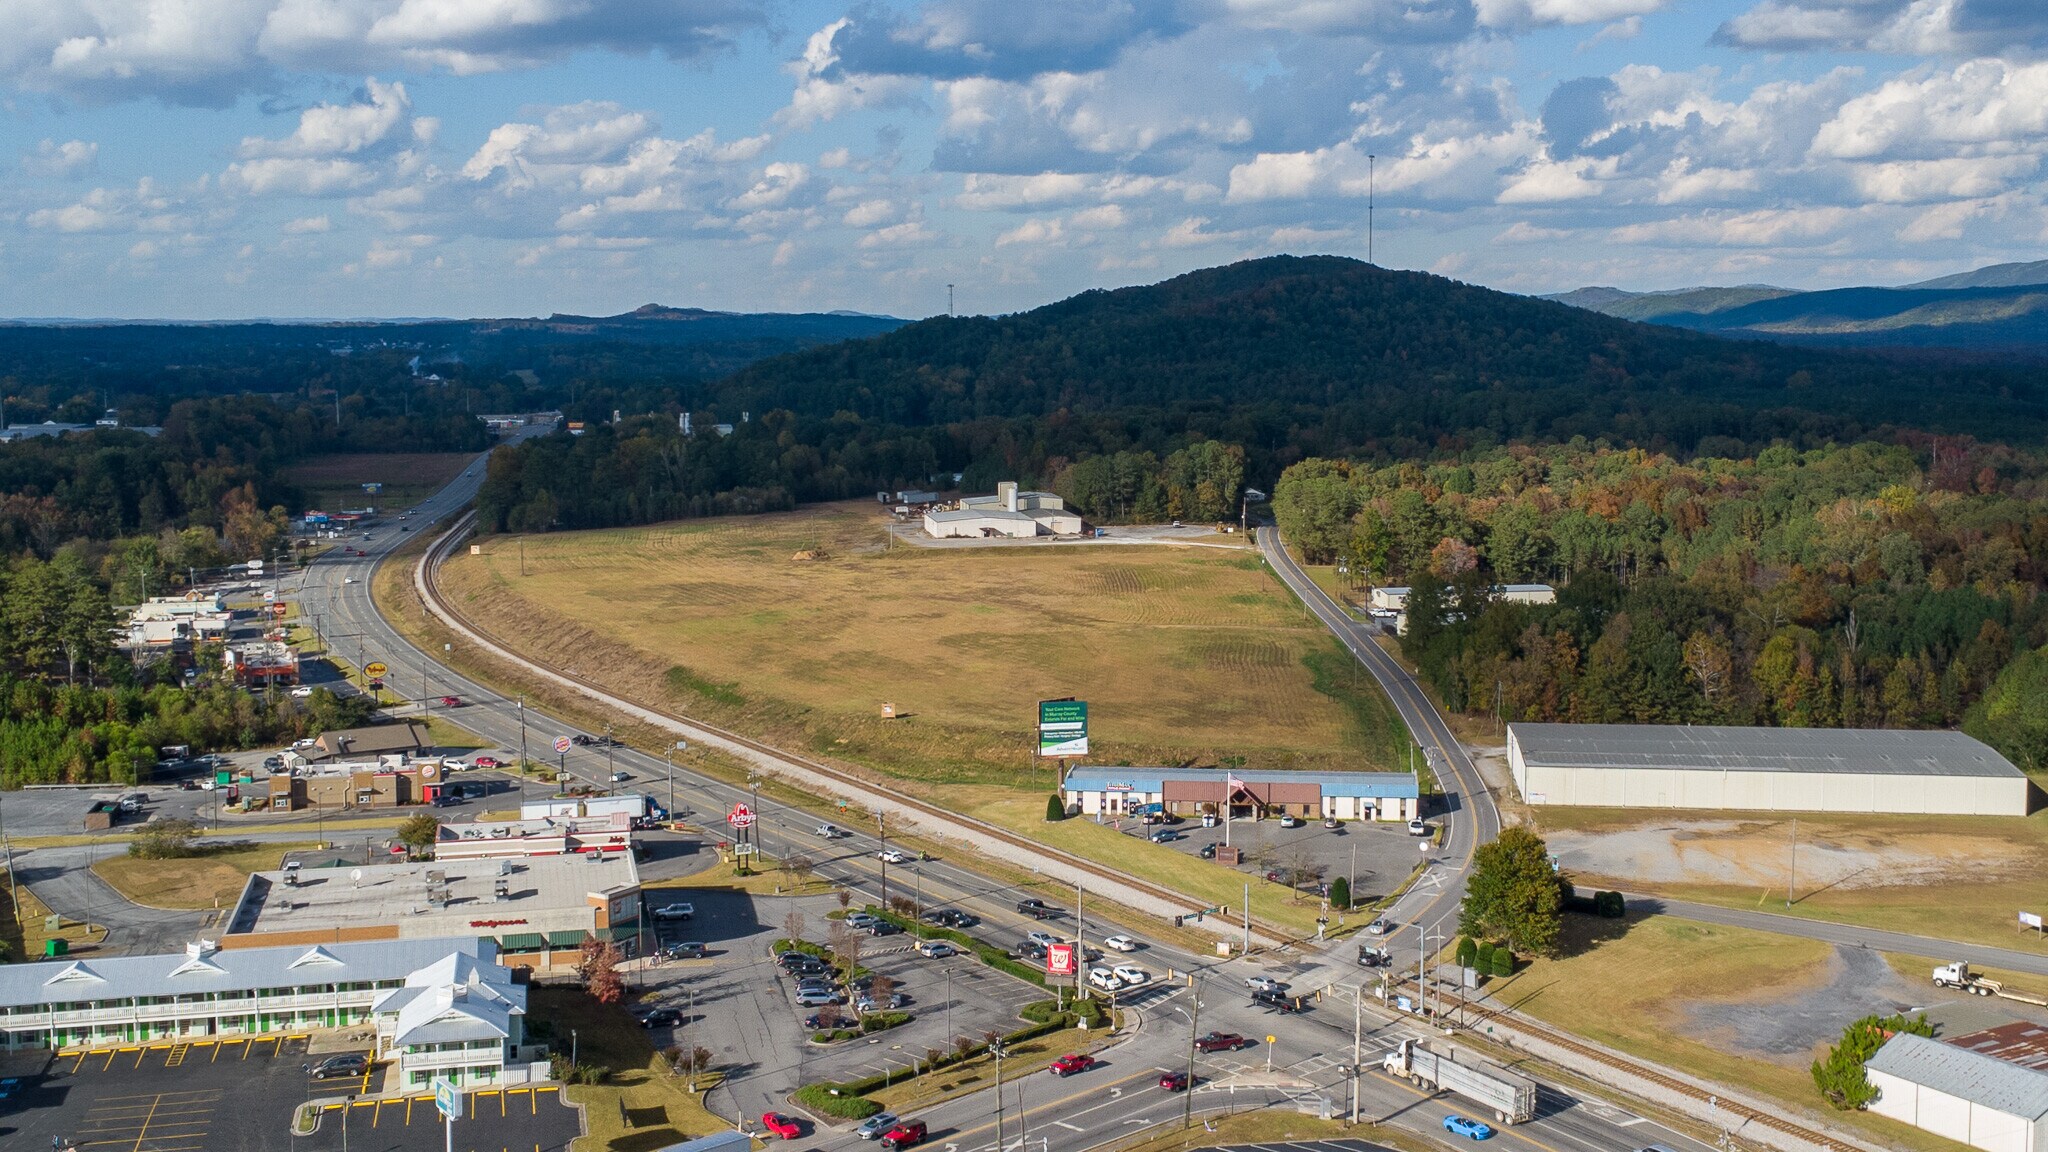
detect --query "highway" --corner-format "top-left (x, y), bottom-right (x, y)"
top-left (278, 456), bottom-right (1719, 1152)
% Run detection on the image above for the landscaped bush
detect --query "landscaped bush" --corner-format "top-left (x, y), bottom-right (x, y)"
top-left (1594, 891), bottom-right (1626, 918)
top-left (867, 907), bottom-right (1050, 989)
top-left (1474, 941), bottom-right (1496, 972)
top-left (793, 1084), bottom-right (883, 1120)
top-left (1490, 947), bottom-right (1516, 977)
top-left (1045, 794), bottom-right (1066, 821)
top-left (1455, 936), bottom-right (1477, 968)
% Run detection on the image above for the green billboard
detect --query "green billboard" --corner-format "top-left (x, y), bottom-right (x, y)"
top-left (1038, 699), bottom-right (1088, 758)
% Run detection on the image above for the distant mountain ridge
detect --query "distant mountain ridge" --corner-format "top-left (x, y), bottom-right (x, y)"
top-left (1546, 259), bottom-right (2048, 350)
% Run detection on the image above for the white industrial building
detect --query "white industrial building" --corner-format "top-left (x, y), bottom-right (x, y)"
top-left (1062, 766), bottom-right (1420, 821)
top-left (1867, 1032), bottom-right (2048, 1152)
top-left (923, 482), bottom-right (1084, 538)
top-left (1508, 723), bottom-right (2034, 816)
top-left (1367, 583), bottom-right (1554, 634)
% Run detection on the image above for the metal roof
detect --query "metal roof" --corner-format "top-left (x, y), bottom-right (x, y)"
top-left (0, 937), bottom-right (495, 1011)
top-left (1509, 724), bottom-right (2024, 779)
top-left (925, 507), bottom-right (1034, 522)
top-left (1867, 1032), bottom-right (2048, 1120)
top-left (1062, 767), bottom-right (1418, 799)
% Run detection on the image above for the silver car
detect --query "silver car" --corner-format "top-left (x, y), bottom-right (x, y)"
top-left (855, 1112), bottom-right (901, 1140)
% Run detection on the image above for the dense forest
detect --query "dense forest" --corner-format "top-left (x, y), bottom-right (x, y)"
top-left (1273, 437), bottom-right (2048, 770)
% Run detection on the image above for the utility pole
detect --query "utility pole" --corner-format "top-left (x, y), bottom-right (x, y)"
top-left (1074, 880), bottom-right (1086, 1006)
top-left (1242, 882), bottom-right (1251, 955)
top-left (667, 742), bottom-right (687, 821)
top-left (1351, 982), bottom-right (1364, 1124)
top-left (1787, 816), bottom-right (1798, 907)
top-left (992, 1041), bottom-right (1007, 1152)
top-left (603, 724), bottom-right (614, 794)
top-left (947, 284), bottom-right (955, 317)
top-left (1367, 153), bottom-right (1376, 265)
top-left (517, 698), bottom-right (527, 775)
top-left (1182, 982), bottom-right (1201, 1130)
top-left (876, 811), bottom-right (888, 909)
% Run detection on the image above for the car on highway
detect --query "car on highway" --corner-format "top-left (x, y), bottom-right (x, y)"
top-left (915, 940), bottom-right (956, 959)
top-left (1408, 819), bottom-right (1430, 836)
top-left (1442, 1115), bottom-right (1494, 1141)
top-left (1278, 813), bottom-right (1302, 828)
top-left (1357, 945), bottom-right (1392, 968)
top-left (1244, 976), bottom-right (1289, 993)
top-left (1086, 967), bottom-right (1121, 991)
top-left (1018, 940), bottom-right (1047, 960)
top-left (1025, 930), bottom-right (1059, 949)
top-left (1193, 1032), bottom-right (1248, 1053)
top-left (654, 902), bottom-right (695, 921)
top-left (1366, 917), bottom-right (1392, 935)
top-left (343, 576), bottom-right (359, 584)
top-left (761, 1112), bottom-right (804, 1140)
top-left (854, 1112), bottom-right (901, 1140)
top-left (1016, 898), bottom-right (1057, 918)
top-left (1159, 1071), bottom-right (1191, 1092)
top-left (571, 734), bottom-right (595, 746)
top-left (921, 909), bottom-right (978, 929)
top-left (1112, 964), bottom-right (1149, 986)
top-left (880, 1121), bottom-right (927, 1151)
top-left (610, 771), bottom-right (630, 782)
top-left (1251, 989), bottom-right (1300, 1012)
top-left (308, 1053), bottom-right (369, 1080)
top-left (877, 849), bottom-right (910, 864)
top-left (815, 823), bottom-right (845, 838)
top-left (1101, 934), bottom-right (1139, 952)
top-left (1048, 1054), bottom-right (1095, 1077)
top-left (638, 1008), bottom-right (682, 1028)
top-left (438, 695), bottom-right (462, 707)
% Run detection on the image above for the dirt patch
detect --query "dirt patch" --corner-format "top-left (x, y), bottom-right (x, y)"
top-left (1549, 817), bottom-right (2038, 892)
top-left (1683, 945), bottom-right (1924, 1064)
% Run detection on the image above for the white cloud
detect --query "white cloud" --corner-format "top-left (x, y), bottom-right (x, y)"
top-left (23, 139), bottom-right (99, 177)
top-left (1813, 60), bottom-right (2048, 161)
top-left (727, 163), bottom-right (811, 212)
top-left (841, 199), bottom-right (898, 227)
top-left (240, 78), bottom-right (411, 158)
top-left (1068, 204), bottom-right (1127, 230)
top-left (224, 157), bottom-right (372, 196)
top-left (1611, 206), bottom-right (1856, 247)
top-left (1476, 0), bottom-right (1671, 29)
top-left (995, 217), bottom-right (1064, 246)
top-left (1848, 156), bottom-right (2039, 204)
top-left (24, 180), bottom-right (182, 234)
top-left (283, 214), bottom-right (332, 233)
top-left (858, 221), bottom-right (939, 248)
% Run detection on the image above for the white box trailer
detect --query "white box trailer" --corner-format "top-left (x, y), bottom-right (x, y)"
top-left (1383, 1039), bottom-right (1537, 1124)
top-left (520, 794), bottom-right (655, 821)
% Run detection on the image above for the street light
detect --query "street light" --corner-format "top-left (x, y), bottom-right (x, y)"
top-left (666, 742), bottom-right (688, 821)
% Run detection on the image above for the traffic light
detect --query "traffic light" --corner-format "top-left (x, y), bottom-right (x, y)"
top-left (1173, 915), bottom-right (1184, 928)
top-left (1196, 910), bottom-right (1205, 922)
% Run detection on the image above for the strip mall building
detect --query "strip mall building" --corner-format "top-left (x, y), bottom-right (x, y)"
top-left (1061, 766), bottom-right (1420, 821)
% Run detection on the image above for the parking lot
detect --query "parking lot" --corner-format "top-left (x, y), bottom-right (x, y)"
top-left (633, 888), bottom-right (1052, 1123)
top-left (0, 1036), bottom-right (578, 1152)
top-left (1107, 813), bottom-right (1432, 911)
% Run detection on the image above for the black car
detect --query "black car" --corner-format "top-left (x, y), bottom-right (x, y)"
top-left (639, 1008), bottom-right (682, 1028)
top-left (1251, 990), bottom-right (1302, 1013)
top-left (868, 922), bottom-right (903, 937)
top-left (1198, 844), bottom-right (1219, 860)
top-left (1018, 940), bottom-right (1048, 960)
top-left (570, 734), bottom-right (595, 746)
top-left (309, 1054), bottom-right (369, 1080)
top-left (1016, 898), bottom-right (1057, 919)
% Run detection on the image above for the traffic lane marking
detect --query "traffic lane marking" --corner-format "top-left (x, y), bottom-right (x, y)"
top-left (936, 1068), bottom-right (1160, 1144)
top-left (1365, 1068), bottom-right (1571, 1152)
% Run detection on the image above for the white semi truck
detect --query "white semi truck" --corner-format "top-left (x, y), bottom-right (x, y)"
top-left (1382, 1039), bottom-right (1538, 1125)
top-left (1932, 961), bottom-right (2048, 1006)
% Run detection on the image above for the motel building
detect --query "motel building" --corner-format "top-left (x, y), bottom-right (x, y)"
top-left (0, 937), bottom-right (544, 1087)
top-left (1061, 766), bottom-right (1421, 822)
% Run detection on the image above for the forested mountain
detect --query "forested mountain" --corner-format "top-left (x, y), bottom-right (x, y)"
top-left (1273, 439), bottom-right (2048, 770)
top-left (1905, 260), bottom-right (2048, 290)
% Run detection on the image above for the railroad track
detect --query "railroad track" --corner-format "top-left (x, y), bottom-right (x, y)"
top-left (407, 511), bottom-right (1270, 941)
top-left (1445, 993), bottom-right (1864, 1152)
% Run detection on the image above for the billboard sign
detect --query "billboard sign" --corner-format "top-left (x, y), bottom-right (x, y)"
top-left (1045, 942), bottom-right (1077, 977)
top-left (433, 1077), bottom-right (463, 1120)
top-left (1038, 700), bottom-right (1088, 758)
top-left (2023, 911), bottom-right (2043, 930)
top-left (553, 736), bottom-right (572, 754)
top-left (364, 662), bottom-right (388, 678)
top-left (727, 803), bottom-right (757, 829)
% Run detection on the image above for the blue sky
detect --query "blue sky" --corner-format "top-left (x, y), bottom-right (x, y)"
top-left (3, 0), bottom-right (2044, 319)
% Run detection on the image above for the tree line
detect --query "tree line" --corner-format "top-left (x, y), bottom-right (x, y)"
top-left (1274, 436), bottom-right (2048, 771)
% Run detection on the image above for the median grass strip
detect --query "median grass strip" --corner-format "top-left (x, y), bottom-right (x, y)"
top-left (92, 840), bottom-right (319, 910)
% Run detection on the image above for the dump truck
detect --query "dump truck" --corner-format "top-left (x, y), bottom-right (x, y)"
top-left (1932, 961), bottom-right (2048, 1006)
top-left (1382, 1038), bottom-right (1537, 1125)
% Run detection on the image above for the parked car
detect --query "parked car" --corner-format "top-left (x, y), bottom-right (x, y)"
top-left (868, 921), bottom-right (903, 937)
top-left (1159, 1071), bottom-right (1191, 1092)
top-left (639, 1008), bottom-right (682, 1028)
top-left (473, 756), bottom-right (502, 769)
top-left (1101, 934), bottom-right (1139, 952)
top-left (1278, 814), bottom-right (1301, 828)
top-left (654, 903), bottom-right (695, 921)
top-left (915, 940), bottom-right (956, 959)
top-left (880, 1121), bottom-right (927, 1150)
top-left (775, 951), bottom-right (818, 970)
top-left (308, 1053), bottom-right (369, 1080)
top-left (854, 1112), bottom-right (901, 1140)
top-left (1443, 1115), bottom-right (1495, 1141)
top-left (846, 912), bottom-right (879, 929)
top-left (1244, 976), bottom-right (1290, 993)
top-left (1201, 813), bottom-right (1218, 827)
top-left (855, 992), bottom-right (909, 1013)
top-left (263, 756), bottom-right (285, 770)
top-left (1112, 965), bottom-right (1149, 986)
top-left (662, 942), bottom-right (706, 960)
top-left (1198, 844), bottom-right (1219, 860)
top-left (1322, 817), bottom-right (1341, 830)
top-left (289, 686), bottom-right (315, 698)
top-left (1251, 989), bottom-right (1301, 1013)
top-left (1194, 1032), bottom-right (1248, 1053)
top-left (1408, 819), bottom-right (1430, 836)
top-left (292, 738), bottom-right (319, 750)
top-left (1016, 898), bottom-right (1056, 918)
top-left (877, 849), bottom-right (910, 864)
top-left (794, 988), bottom-right (842, 1007)
top-left (1048, 1054), bottom-right (1095, 1077)
top-left (1148, 830), bottom-right (1179, 843)
top-left (761, 1112), bottom-right (803, 1140)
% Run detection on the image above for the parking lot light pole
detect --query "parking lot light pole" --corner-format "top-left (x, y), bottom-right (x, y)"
top-left (667, 742), bottom-right (688, 820)
top-left (876, 812), bottom-right (888, 909)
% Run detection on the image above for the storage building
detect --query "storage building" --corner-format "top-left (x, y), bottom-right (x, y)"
top-left (924, 481), bottom-right (1084, 538)
top-left (1866, 1032), bottom-right (2048, 1152)
top-left (1508, 723), bottom-right (2033, 816)
top-left (1061, 766), bottom-right (1419, 821)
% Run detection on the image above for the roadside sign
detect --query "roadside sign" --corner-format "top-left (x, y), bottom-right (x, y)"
top-left (553, 736), bottom-right (572, 754)
top-left (433, 1077), bottom-right (462, 1120)
top-left (367, 679), bottom-right (384, 690)
top-left (734, 843), bottom-right (756, 856)
top-left (364, 662), bottom-right (388, 678)
top-left (1046, 942), bottom-right (1077, 976)
top-left (270, 604), bottom-right (288, 617)
top-left (1038, 699), bottom-right (1088, 758)
top-left (728, 803), bottom-right (757, 829)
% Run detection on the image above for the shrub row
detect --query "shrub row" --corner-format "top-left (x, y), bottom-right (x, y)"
top-left (1454, 936), bottom-right (1518, 977)
top-left (792, 1083), bottom-right (883, 1120)
top-left (866, 906), bottom-right (1050, 989)
top-left (1559, 885), bottom-right (1627, 918)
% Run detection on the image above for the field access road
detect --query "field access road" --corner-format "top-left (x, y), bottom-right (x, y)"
top-left (1258, 526), bottom-right (2048, 983)
top-left (1255, 527), bottom-right (1503, 984)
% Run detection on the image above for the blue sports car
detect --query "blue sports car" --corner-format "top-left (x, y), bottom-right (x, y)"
top-left (1442, 1115), bottom-right (1495, 1140)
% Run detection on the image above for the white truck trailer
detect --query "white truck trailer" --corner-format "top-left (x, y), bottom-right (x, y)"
top-left (1932, 961), bottom-right (2048, 1006)
top-left (520, 794), bottom-right (660, 822)
top-left (1382, 1039), bottom-right (1538, 1124)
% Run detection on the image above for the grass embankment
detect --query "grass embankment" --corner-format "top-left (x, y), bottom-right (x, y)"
top-left (1, 872), bottom-right (106, 960)
top-left (1533, 806), bottom-right (2048, 951)
top-left (530, 987), bottom-right (735, 1152)
top-left (1498, 914), bottom-right (1976, 1152)
top-left (282, 452), bottom-right (475, 513)
top-left (645, 855), bottom-right (836, 897)
top-left (93, 841), bottom-right (320, 910)
top-left (437, 504), bottom-right (1411, 793)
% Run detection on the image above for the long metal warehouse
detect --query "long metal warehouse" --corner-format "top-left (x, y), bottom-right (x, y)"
top-left (1507, 723), bottom-right (2034, 816)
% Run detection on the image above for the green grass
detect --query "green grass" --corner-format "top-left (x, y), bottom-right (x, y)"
top-left (92, 841), bottom-right (319, 910)
top-left (528, 987), bottom-right (737, 1152)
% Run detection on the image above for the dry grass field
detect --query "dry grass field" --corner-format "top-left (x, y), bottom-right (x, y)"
top-left (437, 504), bottom-right (1410, 804)
top-left (283, 452), bottom-right (474, 511)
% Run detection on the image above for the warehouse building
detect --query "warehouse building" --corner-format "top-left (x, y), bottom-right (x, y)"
top-left (0, 936), bottom-right (544, 1087)
top-left (1866, 1032), bottom-right (2048, 1152)
top-left (924, 482), bottom-right (1084, 538)
top-left (1061, 766), bottom-right (1420, 821)
top-left (1508, 723), bottom-right (2034, 816)
top-left (222, 853), bottom-right (644, 972)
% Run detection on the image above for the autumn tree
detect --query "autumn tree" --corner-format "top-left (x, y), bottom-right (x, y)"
top-left (1459, 826), bottom-right (1564, 956)
top-left (578, 939), bottom-right (624, 1005)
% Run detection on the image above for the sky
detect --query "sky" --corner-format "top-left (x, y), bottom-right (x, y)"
top-left (2, 0), bottom-right (2045, 320)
